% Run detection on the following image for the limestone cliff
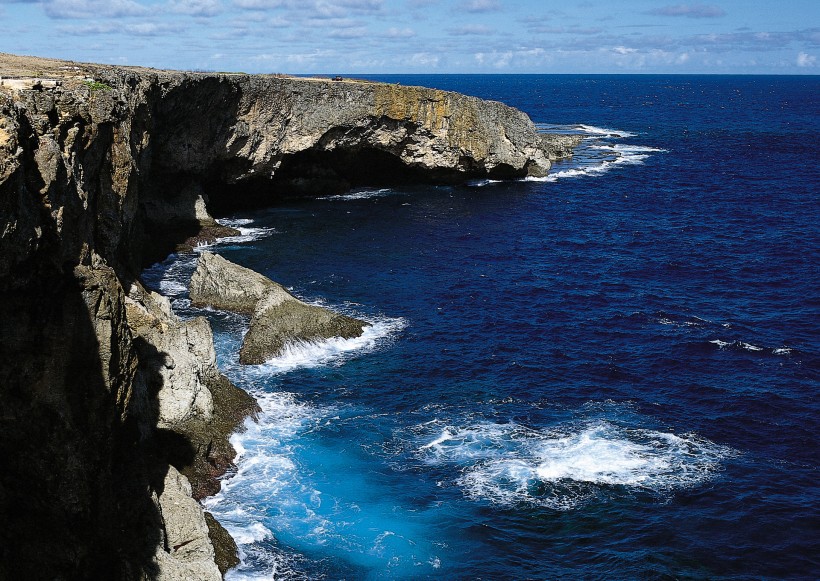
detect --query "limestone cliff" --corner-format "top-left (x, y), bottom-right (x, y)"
top-left (0, 53), bottom-right (579, 579)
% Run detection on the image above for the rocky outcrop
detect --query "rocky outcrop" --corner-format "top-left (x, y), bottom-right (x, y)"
top-left (190, 250), bottom-right (280, 314)
top-left (153, 466), bottom-right (222, 580)
top-left (240, 285), bottom-right (368, 364)
top-left (125, 280), bottom-right (260, 498)
top-left (190, 251), bottom-right (369, 364)
top-left (0, 53), bottom-right (579, 580)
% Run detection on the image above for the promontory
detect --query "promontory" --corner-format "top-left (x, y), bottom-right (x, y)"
top-left (0, 53), bottom-right (580, 579)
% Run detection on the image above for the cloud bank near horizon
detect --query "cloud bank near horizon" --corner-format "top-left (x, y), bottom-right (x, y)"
top-left (0, 0), bottom-right (818, 73)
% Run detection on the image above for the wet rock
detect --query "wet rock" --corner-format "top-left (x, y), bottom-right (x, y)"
top-left (205, 512), bottom-right (241, 576)
top-left (189, 251), bottom-right (369, 364)
top-left (239, 285), bottom-right (369, 365)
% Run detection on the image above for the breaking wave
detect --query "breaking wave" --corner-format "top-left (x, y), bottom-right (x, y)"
top-left (418, 419), bottom-right (734, 510)
top-left (528, 123), bottom-right (665, 183)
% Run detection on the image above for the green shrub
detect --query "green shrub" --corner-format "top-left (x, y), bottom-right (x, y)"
top-left (84, 80), bottom-right (113, 92)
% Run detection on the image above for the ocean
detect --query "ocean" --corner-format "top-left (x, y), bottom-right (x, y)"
top-left (143, 75), bottom-right (819, 579)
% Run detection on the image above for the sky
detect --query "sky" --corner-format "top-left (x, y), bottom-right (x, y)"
top-left (1, 0), bottom-right (818, 74)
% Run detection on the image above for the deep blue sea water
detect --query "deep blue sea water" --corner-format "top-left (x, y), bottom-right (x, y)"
top-left (144, 75), bottom-right (819, 579)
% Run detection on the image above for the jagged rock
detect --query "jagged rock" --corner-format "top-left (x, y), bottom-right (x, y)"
top-left (125, 283), bottom-right (216, 427)
top-left (190, 251), bottom-right (280, 314)
top-left (0, 53), bottom-right (580, 579)
top-left (205, 512), bottom-right (241, 576)
top-left (239, 284), bottom-right (369, 364)
top-left (189, 251), bottom-right (368, 364)
top-left (152, 466), bottom-right (222, 581)
top-left (126, 279), bottom-right (259, 498)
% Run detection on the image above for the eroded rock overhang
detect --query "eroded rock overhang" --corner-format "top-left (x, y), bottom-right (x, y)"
top-left (138, 72), bottom-right (580, 208)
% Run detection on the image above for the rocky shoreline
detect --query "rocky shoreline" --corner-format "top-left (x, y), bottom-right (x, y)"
top-left (0, 53), bottom-right (580, 579)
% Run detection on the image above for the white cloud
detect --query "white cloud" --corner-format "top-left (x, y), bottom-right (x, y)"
top-left (457, 0), bottom-right (500, 13)
top-left (384, 27), bottom-right (415, 38)
top-left (327, 26), bottom-right (368, 39)
top-left (408, 52), bottom-right (440, 67)
top-left (232, 0), bottom-right (381, 16)
top-left (45, 0), bottom-right (149, 19)
top-left (168, 0), bottom-right (222, 16)
top-left (797, 52), bottom-right (816, 67)
top-left (233, 0), bottom-right (285, 8)
top-left (649, 4), bottom-right (726, 18)
top-left (58, 20), bottom-right (186, 36)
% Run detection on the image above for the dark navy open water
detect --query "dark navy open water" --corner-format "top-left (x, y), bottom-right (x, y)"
top-left (144, 75), bottom-right (819, 579)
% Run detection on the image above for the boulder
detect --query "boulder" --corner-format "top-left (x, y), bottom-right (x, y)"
top-left (239, 288), bottom-right (369, 364)
top-left (188, 251), bottom-right (369, 364)
top-left (190, 251), bottom-right (283, 314)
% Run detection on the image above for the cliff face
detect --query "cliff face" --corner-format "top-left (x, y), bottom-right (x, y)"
top-left (0, 54), bottom-right (579, 579)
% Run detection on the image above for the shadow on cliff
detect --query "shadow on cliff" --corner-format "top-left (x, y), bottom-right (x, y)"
top-left (0, 271), bottom-right (197, 580)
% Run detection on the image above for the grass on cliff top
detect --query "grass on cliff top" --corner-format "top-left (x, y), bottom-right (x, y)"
top-left (84, 80), bottom-right (112, 91)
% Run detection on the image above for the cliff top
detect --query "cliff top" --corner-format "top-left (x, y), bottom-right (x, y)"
top-left (0, 52), bottom-right (380, 91)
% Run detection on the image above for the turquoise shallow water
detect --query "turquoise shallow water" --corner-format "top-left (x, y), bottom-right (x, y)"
top-left (143, 75), bottom-right (819, 579)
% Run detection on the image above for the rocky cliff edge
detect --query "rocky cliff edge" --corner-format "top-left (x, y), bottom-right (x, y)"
top-left (0, 53), bottom-right (579, 579)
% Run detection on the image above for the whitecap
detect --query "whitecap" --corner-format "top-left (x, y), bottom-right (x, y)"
top-left (320, 188), bottom-right (393, 201)
top-left (466, 179), bottom-right (503, 187)
top-left (710, 339), bottom-right (767, 353)
top-left (533, 123), bottom-right (635, 138)
top-left (141, 253), bottom-right (198, 300)
top-left (418, 420), bottom-right (733, 510)
top-left (575, 124), bottom-right (637, 138)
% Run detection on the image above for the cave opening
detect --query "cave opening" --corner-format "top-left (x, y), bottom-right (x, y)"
top-left (203, 145), bottom-right (470, 215)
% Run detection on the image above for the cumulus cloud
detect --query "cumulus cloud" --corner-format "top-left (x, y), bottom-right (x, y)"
top-left (59, 20), bottom-right (186, 35)
top-left (233, 0), bottom-right (381, 14)
top-left (649, 4), bottom-right (726, 18)
top-left (384, 27), bottom-right (415, 38)
top-left (168, 0), bottom-right (222, 16)
top-left (45, 0), bottom-right (149, 19)
top-left (797, 52), bottom-right (816, 67)
top-left (457, 0), bottom-right (500, 13)
top-left (408, 51), bottom-right (439, 67)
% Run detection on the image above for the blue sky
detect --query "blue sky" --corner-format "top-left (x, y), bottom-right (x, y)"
top-left (1, 0), bottom-right (818, 73)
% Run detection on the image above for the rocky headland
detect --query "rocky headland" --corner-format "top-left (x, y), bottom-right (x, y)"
top-left (0, 53), bottom-right (580, 579)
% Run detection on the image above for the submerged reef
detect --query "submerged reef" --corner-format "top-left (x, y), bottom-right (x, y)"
top-left (0, 52), bottom-right (579, 578)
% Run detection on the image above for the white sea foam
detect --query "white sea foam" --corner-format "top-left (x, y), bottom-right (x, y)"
top-left (141, 253), bottom-right (199, 300)
top-left (189, 218), bottom-right (278, 248)
top-left (466, 179), bottom-right (503, 187)
top-left (533, 123), bottom-right (635, 138)
top-left (419, 420), bottom-right (732, 510)
top-left (205, 391), bottom-right (333, 579)
top-left (527, 150), bottom-right (650, 182)
top-left (320, 188), bottom-right (393, 201)
top-left (710, 339), bottom-right (770, 353)
top-left (575, 124), bottom-right (637, 138)
top-left (242, 315), bottom-right (406, 374)
top-left (527, 123), bottom-right (665, 183)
